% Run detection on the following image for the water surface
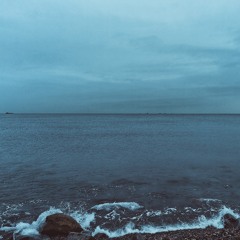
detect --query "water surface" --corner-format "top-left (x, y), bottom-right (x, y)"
top-left (1, 114), bottom-right (240, 237)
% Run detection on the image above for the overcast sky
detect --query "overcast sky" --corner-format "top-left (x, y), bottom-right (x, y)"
top-left (1, 0), bottom-right (240, 113)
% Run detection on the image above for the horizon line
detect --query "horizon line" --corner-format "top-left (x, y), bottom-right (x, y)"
top-left (2, 112), bottom-right (240, 115)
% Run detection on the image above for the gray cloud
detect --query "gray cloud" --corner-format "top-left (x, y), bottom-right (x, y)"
top-left (1, 0), bottom-right (240, 113)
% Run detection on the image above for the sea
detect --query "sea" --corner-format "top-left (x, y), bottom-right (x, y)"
top-left (1, 114), bottom-right (240, 238)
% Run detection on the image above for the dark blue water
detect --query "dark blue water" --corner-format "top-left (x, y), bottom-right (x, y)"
top-left (1, 114), bottom-right (240, 237)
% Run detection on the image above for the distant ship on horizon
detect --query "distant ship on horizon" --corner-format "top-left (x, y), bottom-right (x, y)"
top-left (5, 112), bottom-right (13, 114)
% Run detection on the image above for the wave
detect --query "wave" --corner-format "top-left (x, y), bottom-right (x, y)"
top-left (70, 211), bottom-right (95, 229)
top-left (92, 206), bottom-right (240, 238)
top-left (0, 202), bottom-right (239, 238)
top-left (0, 207), bottom-right (95, 237)
top-left (199, 198), bottom-right (221, 203)
top-left (0, 208), bottom-right (62, 237)
top-left (92, 202), bottom-right (143, 211)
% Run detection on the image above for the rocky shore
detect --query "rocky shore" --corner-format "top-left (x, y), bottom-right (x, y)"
top-left (2, 213), bottom-right (240, 240)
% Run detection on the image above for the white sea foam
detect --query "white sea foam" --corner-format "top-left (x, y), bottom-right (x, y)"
top-left (1, 204), bottom-right (239, 238)
top-left (146, 210), bottom-right (162, 217)
top-left (199, 198), bottom-right (221, 203)
top-left (184, 207), bottom-right (199, 211)
top-left (70, 212), bottom-right (95, 229)
top-left (92, 206), bottom-right (240, 238)
top-left (0, 208), bottom-right (62, 236)
top-left (92, 202), bottom-right (142, 211)
top-left (0, 207), bottom-right (95, 236)
top-left (162, 208), bottom-right (177, 215)
top-left (93, 222), bottom-right (139, 238)
top-left (104, 210), bottom-right (120, 220)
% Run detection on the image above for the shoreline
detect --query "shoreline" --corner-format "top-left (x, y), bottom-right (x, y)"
top-left (113, 228), bottom-right (240, 240)
top-left (48, 228), bottom-right (240, 239)
top-left (1, 211), bottom-right (240, 240)
top-left (2, 226), bottom-right (240, 240)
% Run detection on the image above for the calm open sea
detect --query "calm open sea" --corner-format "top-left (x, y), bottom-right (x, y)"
top-left (1, 114), bottom-right (240, 237)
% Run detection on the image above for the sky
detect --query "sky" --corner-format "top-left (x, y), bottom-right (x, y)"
top-left (1, 0), bottom-right (240, 113)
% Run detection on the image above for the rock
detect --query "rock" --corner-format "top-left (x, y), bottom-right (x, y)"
top-left (93, 233), bottom-right (109, 239)
top-left (223, 214), bottom-right (240, 229)
top-left (40, 213), bottom-right (83, 237)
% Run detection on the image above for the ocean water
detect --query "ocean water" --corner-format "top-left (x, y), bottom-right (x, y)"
top-left (1, 114), bottom-right (240, 238)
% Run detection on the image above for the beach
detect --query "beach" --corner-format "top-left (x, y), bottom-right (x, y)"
top-left (2, 227), bottom-right (240, 239)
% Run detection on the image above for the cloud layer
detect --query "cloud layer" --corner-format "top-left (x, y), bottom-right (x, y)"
top-left (1, 0), bottom-right (240, 113)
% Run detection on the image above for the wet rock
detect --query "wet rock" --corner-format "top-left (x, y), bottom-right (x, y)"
top-left (40, 213), bottom-right (83, 237)
top-left (223, 214), bottom-right (240, 229)
top-left (94, 233), bottom-right (109, 239)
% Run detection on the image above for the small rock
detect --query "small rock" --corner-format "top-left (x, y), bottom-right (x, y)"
top-left (223, 214), bottom-right (240, 229)
top-left (40, 213), bottom-right (83, 237)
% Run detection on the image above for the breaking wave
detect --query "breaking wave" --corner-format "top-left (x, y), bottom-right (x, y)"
top-left (92, 202), bottom-right (142, 211)
top-left (0, 201), bottom-right (239, 238)
top-left (92, 206), bottom-right (240, 238)
top-left (0, 207), bottom-right (95, 238)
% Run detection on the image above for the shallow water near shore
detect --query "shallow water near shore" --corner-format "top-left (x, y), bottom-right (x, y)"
top-left (1, 114), bottom-right (240, 238)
